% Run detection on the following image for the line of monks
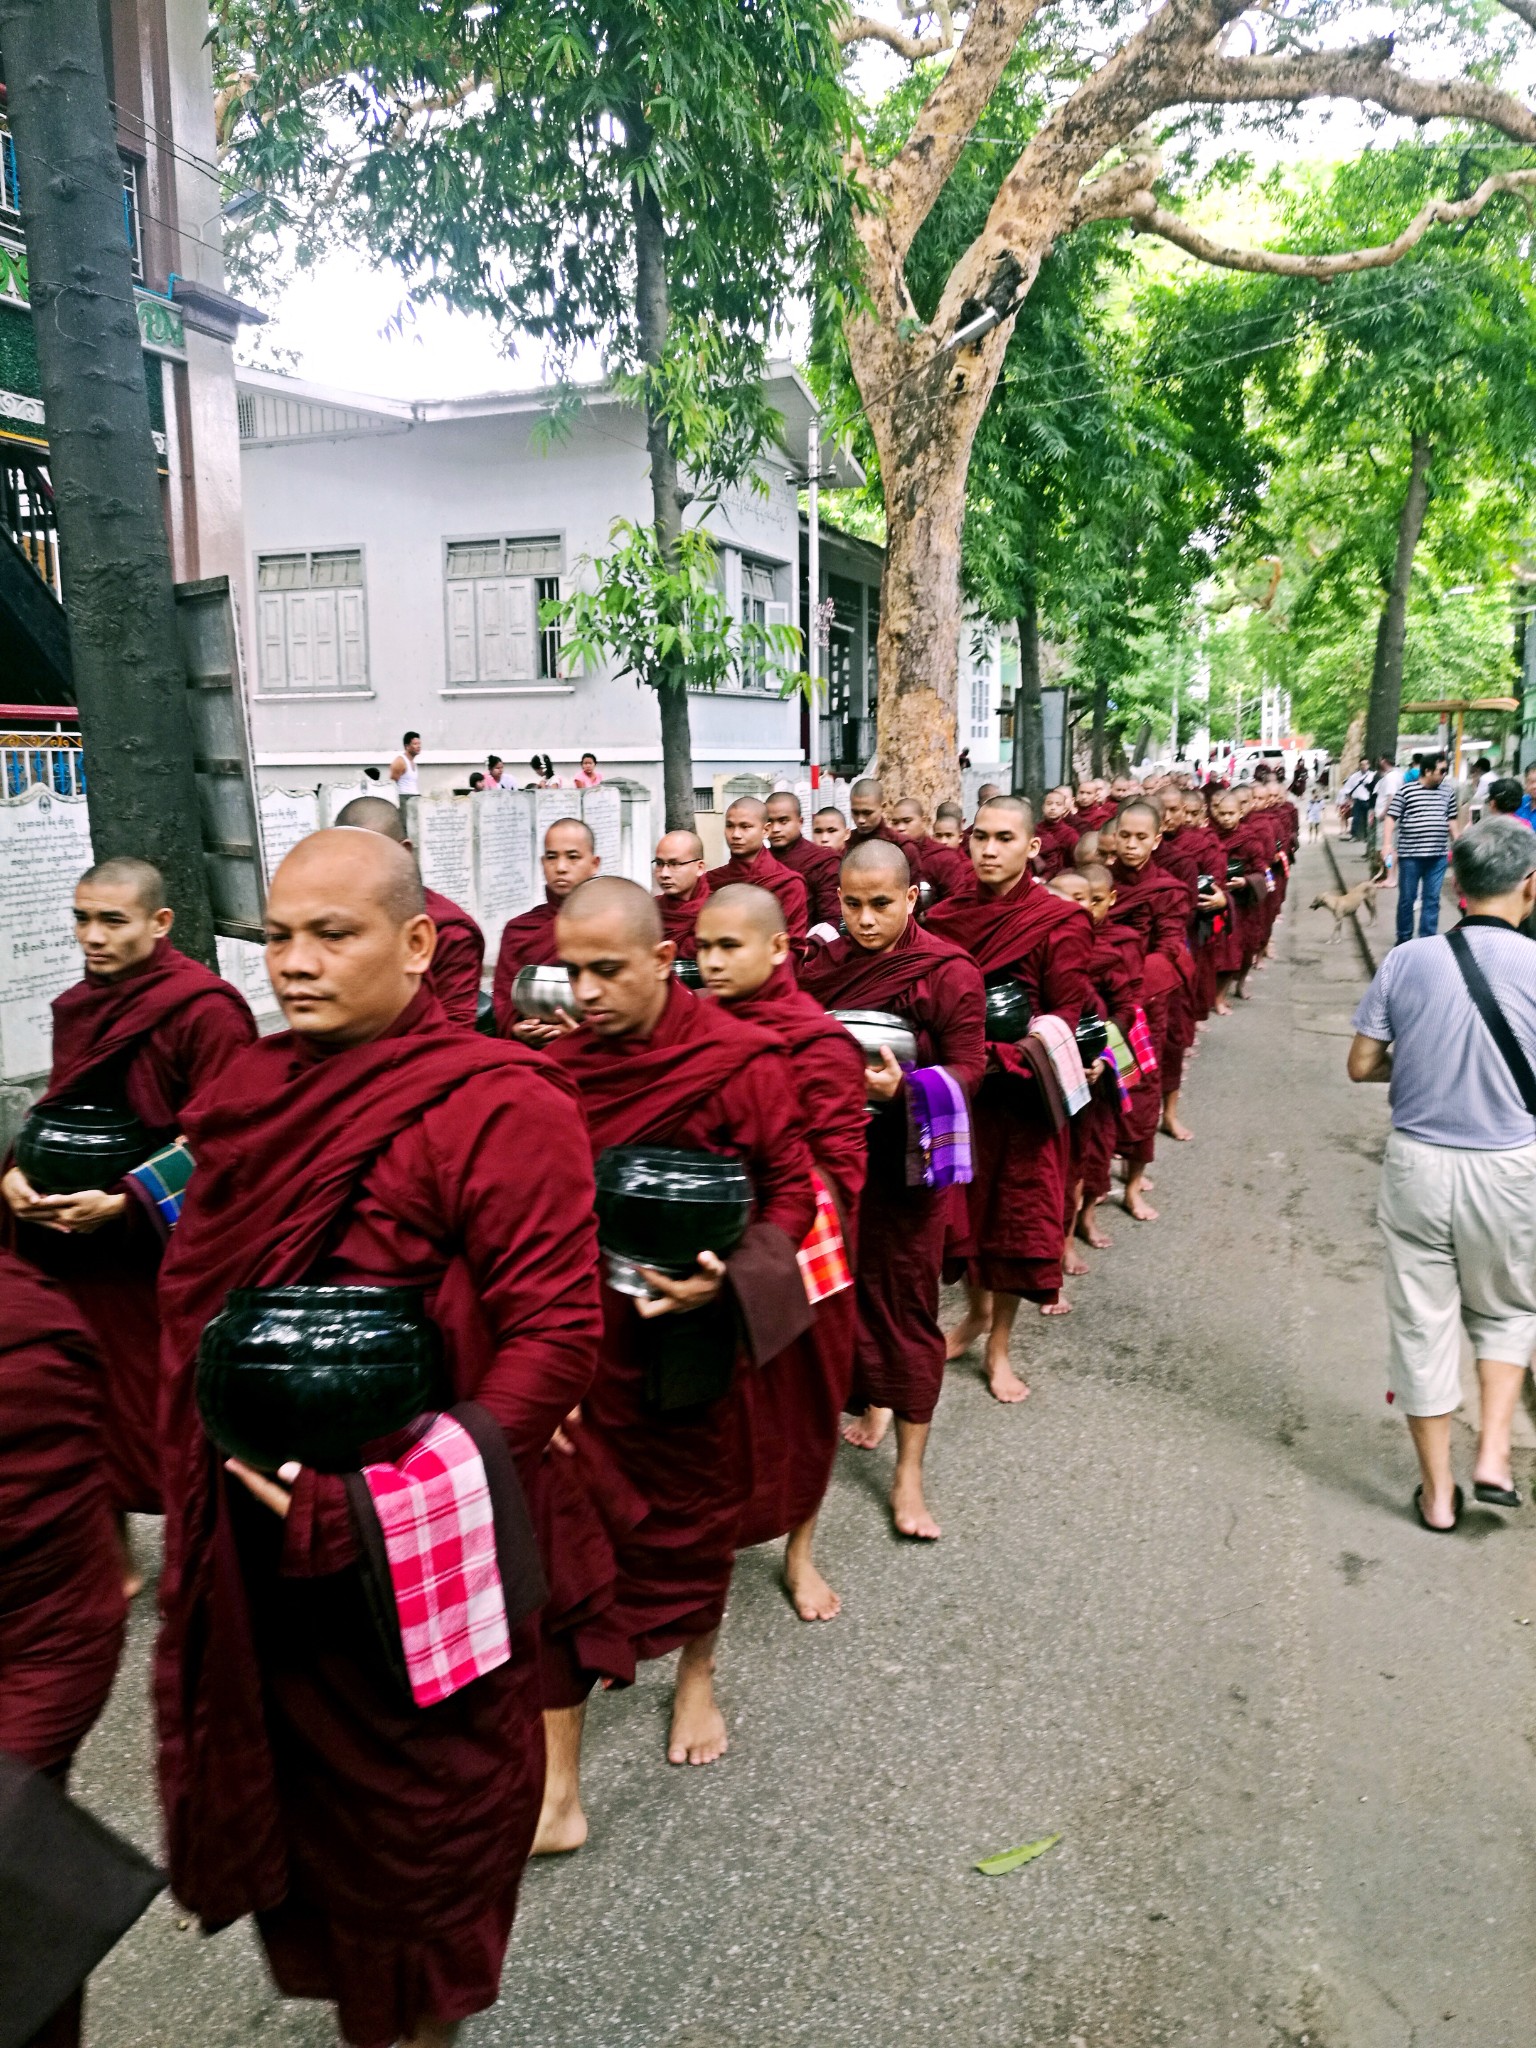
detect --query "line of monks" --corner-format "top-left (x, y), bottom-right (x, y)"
top-left (0, 769), bottom-right (1298, 2048)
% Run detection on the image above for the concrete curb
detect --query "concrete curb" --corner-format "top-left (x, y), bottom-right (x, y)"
top-left (1321, 831), bottom-right (1383, 977)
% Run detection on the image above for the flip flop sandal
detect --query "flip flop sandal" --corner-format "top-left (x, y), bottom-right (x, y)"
top-left (1414, 1483), bottom-right (1463, 1533)
top-left (1473, 1481), bottom-right (1522, 1508)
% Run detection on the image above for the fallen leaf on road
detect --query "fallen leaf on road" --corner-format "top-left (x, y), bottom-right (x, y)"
top-left (974, 1834), bottom-right (1062, 1876)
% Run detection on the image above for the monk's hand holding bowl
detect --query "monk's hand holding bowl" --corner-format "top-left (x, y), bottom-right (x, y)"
top-left (634, 1249), bottom-right (727, 1319)
top-left (37, 1187), bottom-right (128, 1235)
top-left (0, 1164), bottom-right (112, 1234)
top-left (226, 1458), bottom-right (303, 1518)
top-left (864, 1046), bottom-right (905, 1105)
top-left (510, 1009), bottom-right (580, 1046)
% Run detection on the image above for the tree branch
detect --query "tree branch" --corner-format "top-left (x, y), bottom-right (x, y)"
top-left (1113, 166), bottom-right (1536, 275)
top-left (836, 2), bottom-right (954, 61)
top-left (1498, 0), bottom-right (1536, 31)
top-left (1184, 42), bottom-right (1536, 146)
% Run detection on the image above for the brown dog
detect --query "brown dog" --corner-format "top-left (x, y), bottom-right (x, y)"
top-left (1310, 878), bottom-right (1380, 941)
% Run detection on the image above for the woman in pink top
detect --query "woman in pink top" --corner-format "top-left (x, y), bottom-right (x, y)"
top-left (573, 751), bottom-right (602, 789)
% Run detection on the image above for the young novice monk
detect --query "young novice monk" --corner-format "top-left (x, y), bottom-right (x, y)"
top-left (1048, 866), bottom-right (1144, 1268)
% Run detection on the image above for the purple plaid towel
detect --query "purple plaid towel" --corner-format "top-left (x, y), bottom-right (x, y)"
top-left (904, 1064), bottom-right (973, 1190)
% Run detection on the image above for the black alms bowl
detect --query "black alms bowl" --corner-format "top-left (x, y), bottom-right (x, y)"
top-left (1075, 1010), bottom-right (1109, 1064)
top-left (672, 956), bottom-right (704, 990)
top-left (16, 1102), bottom-right (151, 1195)
top-left (196, 1285), bottom-right (448, 1474)
top-left (594, 1146), bottom-right (752, 1277)
top-left (983, 977), bottom-right (1033, 1044)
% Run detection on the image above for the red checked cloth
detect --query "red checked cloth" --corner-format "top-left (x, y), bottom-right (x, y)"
top-left (1127, 1005), bottom-right (1159, 1078)
top-left (797, 1167), bottom-right (852, 1305)
top-left (360, 1413), bottom-right (511, 1707)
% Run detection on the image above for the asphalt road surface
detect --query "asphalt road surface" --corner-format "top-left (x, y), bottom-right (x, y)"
top-left (80, 837), bottom-right (1536, 2048)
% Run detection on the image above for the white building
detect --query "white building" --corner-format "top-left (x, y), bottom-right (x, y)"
top-left (236, 363), bottom-right (1007, 809)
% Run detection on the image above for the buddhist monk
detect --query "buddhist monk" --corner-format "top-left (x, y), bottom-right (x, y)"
top-left (812, 806), bottom-right (850, 850)
top-left (155, 829), bottom-right (602, 2048)
top-left (652, 829), bottom-right (710, 957)
top-left (890, 796), bottom-right (975, 905)
top-left (490, 817), bottom-right (599, 1040)
top-left (932, 803), bottom-right (965, 849)
top-left (540, 879), bottom-right (815, 1820)
top-left (1069, 779), bottom-right (1116, 833)
top-left (1048, 865), bottom-right (1143, 1265)
top-left (847, 777), bottom-right (894, 845)
top-left (1212, 787), bottom-right (1272, 1005)
top-left (0, 1253), bottom-right (128, 2048)
top-left (1106, 800), bottom-right (1195, 1221)
top-left (695, 885), bottom-right (867, 1620)
top-left (928, 799), bottom-right (1093, 1384)
top-left (801, 841), bottom-right (985, 1540)
top-left (1179, 787), bottom-right (1228, 1027)
top-left (704, 798), bottom-right (809, 945)
top-left (334, 795), bottom-right (484, 1027)
top-left (764, 790), bottom-right (842, 930)
top-left (1, 858), bottom-right (256, 1530)
top-left (1035, 786), bottom-right (1080, 880)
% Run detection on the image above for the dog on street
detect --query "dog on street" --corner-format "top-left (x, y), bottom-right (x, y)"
top-left (1311, 877), bottom-right (1381, 941)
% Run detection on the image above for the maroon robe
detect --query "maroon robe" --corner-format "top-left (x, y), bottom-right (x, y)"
top-left (1069, 801), bottom-right (1117, 834)
top-left (927, 878), bottom-right (1093, 1299)
top-left (801, 923), bottom-right (985, 1422)
top-left (423, 886), bottom-right (484, 1028)
top-left (0, 1252), bottom-right (125, 1775)
top-left (895, 832), bottom-right (975, 906)
top-left (657, 877), bottom-right (710, 958)
top-left (1151, 832), bottom-right (1202, 1090)
top-left (490, 892), bottom-right (561, 1031)
top-left (1107, 858), bottom-right (1194, 1163)
top-left (1035, 818), bottom-right (1079, 881)
top-left (769, 832), bottom-right (843, 928)
top-left (704, 848), bottom-right (809, 946)
top-left (1072, 921), bottom-right (1145, 1209)
top-left (6, 941), bottom-right (257, 1514)
top-left (722, 962), bottom-right (869, 1544)
top-left (154, 989), bottom-right (602, 2047)
top-left (551, 985), bottom-right (816, 1671)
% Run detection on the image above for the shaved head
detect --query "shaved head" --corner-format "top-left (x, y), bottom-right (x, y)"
top-left (656, 828), bottom-right (704, 862)
top-left (814, 806), bottom-right (845, 824)
top-left (282, 828), bottom-right (424, 923)
top-left (546, 816), bottom-right (596, 855)
top-left (851, 778), bottom-right (883, 803)
top-left (334, 795), bottom-right (408, 843)
top-left (726, 796), bottom-right (767, 824)
top-left (841, 837), bottom-right (911, 887)
top-left (764, 791), bottom-right (802, 819)
top-left (975, 794), bottom-right (1034, 832)
top-left (700, 881), bottom-right (787, 939)
top-left (560, 874), bottom-right (663, 948)
top-left (79, 855), bottom-right (166, 913)
top-left (1116, 798), bottom-right (1162, 829)
top-left (890, 797), bottom-right (929, 835)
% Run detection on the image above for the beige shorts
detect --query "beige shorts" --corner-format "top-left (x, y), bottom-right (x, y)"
top-left (1377, 1130), bottom-right (1536, 1416)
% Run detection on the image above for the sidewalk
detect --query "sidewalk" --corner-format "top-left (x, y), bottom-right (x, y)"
top-left (1322, 822), bottom-right (1458, 973)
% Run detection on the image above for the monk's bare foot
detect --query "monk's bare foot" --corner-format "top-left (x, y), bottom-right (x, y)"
top-left (1039, 1297), bottom-right (1073, 1316)
top-left (668, 1641), bottom-right (728, 1766)
top-left (1123, 1189), bottom-right (1159, 1222)
top-left (784, 1554), bottom-right (841, 1622)
top-left (531, 1789), bottom-right (588, 1856)
top-left (116, 1519), bottom-right (144, 1601)
top-left (944, 1312), bottom-right (988, 1360)
top-left (1212, 999), bottom-right (1232, 1016)
top-left (1076, 1215), bottom-right (1114, 1250)
top-left (986, 1350), bottom-right (1031, 1400)
top-left (842, 1405), bottom-right (891, 1450)
top-left (891, 1472), bottom-right (941, 1539)
top-left (1062, 1244), bottom-right (1090, 1277)
top-left (1160, 1114), bottom-right (1193, 1142)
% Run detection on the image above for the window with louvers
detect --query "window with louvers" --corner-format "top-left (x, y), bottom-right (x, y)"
top-left (256, 549), bottom-right (368, 693)
top-left (444, 535), bottom-right (563, 685)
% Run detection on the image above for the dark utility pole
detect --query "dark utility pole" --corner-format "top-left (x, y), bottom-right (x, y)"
top-left (0, 0), bottom-right (215, 962)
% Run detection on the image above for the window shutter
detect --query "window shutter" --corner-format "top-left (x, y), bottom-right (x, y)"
top-left (258, 592), bottom-right (288, 689)
top-left (505, 576), bottom-right (535, 680)
top-left (338, 588), bottom-right (366, 688)
top-left (285, 591), bottom-right (313, 688)
top-left (764, 601), bottom-right (789, 633)
top-left (476, 577), bottom-right (507, 680)
top-left (446, 580), bottom-right (477, 683)
top-left (311, 589), bottom-right (340, 688)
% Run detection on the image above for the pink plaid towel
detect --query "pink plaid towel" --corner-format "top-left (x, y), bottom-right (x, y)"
top-left (798, 1167), bottom-right (853, 1305)
top-left (361, 1414), bottom-right (511, 1707)
top-left (1127, 1006), bottom-right (1159, 1078)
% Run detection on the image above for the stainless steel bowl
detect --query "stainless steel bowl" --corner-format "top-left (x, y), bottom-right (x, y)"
top-left (830, 1008), bottom-right (919, 1068)
top-left (512, 962), bottom-right (575, 1020)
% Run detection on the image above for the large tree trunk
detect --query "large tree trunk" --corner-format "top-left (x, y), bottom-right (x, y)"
top-left (631, 174), bottom-right (696, 832)
top-left (1363, 434), bottom-right (1432, 766)
top-left (0, 0), bottom-right (215, 964)
top-left (1011, 584), bottom-right (1046, 813)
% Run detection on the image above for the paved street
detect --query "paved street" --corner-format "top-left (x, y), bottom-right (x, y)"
top-left (80, 836), bottom-right (1536, 2048)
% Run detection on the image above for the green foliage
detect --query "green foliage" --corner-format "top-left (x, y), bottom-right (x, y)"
top-left (550, 518), bottom-right (805, 697)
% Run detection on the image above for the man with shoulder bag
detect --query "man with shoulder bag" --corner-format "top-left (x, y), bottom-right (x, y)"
top-left (1349, 817), bottom-right (1536, 1532)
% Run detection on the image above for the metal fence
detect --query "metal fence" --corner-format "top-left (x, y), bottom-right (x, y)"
top-left (1, 735), bottom-right (84, 798)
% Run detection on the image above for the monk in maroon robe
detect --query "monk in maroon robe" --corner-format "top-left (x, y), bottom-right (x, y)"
top-left (491, 815), bottom-right (600, 1039)
top-left (538, 879), bottom-right (815, 1835)
top-left (334, 795), bottom-right (484, 1026)
top-left (801, 840), bottom-right (985, 1540)
top-left (2, 858), bottom-right (256, 1523)
top-left (765, 790), bottom-right (843, 930)
top-left (812, 806), bottom-right (850, 851)
top-left (155, 830), bottom-right (602, 2048)
top-left (652, 828), bottom-right (711, 956)
top-left (1106, 800), bottom-right (1195, 1220)
top-left (704, 798), bottom-right (809, 944)
top-left (928, 798), bottom-right (1093, 1390)
top-left (1179, 789), bottom-right (1228, 1023)
top-left (697, 884), bottom-right (867, 1621)
top-left (1069, 779), bottom-right (1117, 834)
top-left (1048, 866), bottom-right (1143, 1267)
top-left (932, 804), bottom-right (965, 850)
top-left (890, 795), bottom-right (976, 905)
top-left (1035, 787), bottom-right (1080, 880)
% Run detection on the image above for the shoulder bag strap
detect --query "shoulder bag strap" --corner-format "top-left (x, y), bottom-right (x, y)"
top-left (1446, 926), bottom-right (1536, 1119)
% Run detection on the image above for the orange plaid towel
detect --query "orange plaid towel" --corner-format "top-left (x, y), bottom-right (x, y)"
top-left (797, 1169), bottom-right (852, 1305)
